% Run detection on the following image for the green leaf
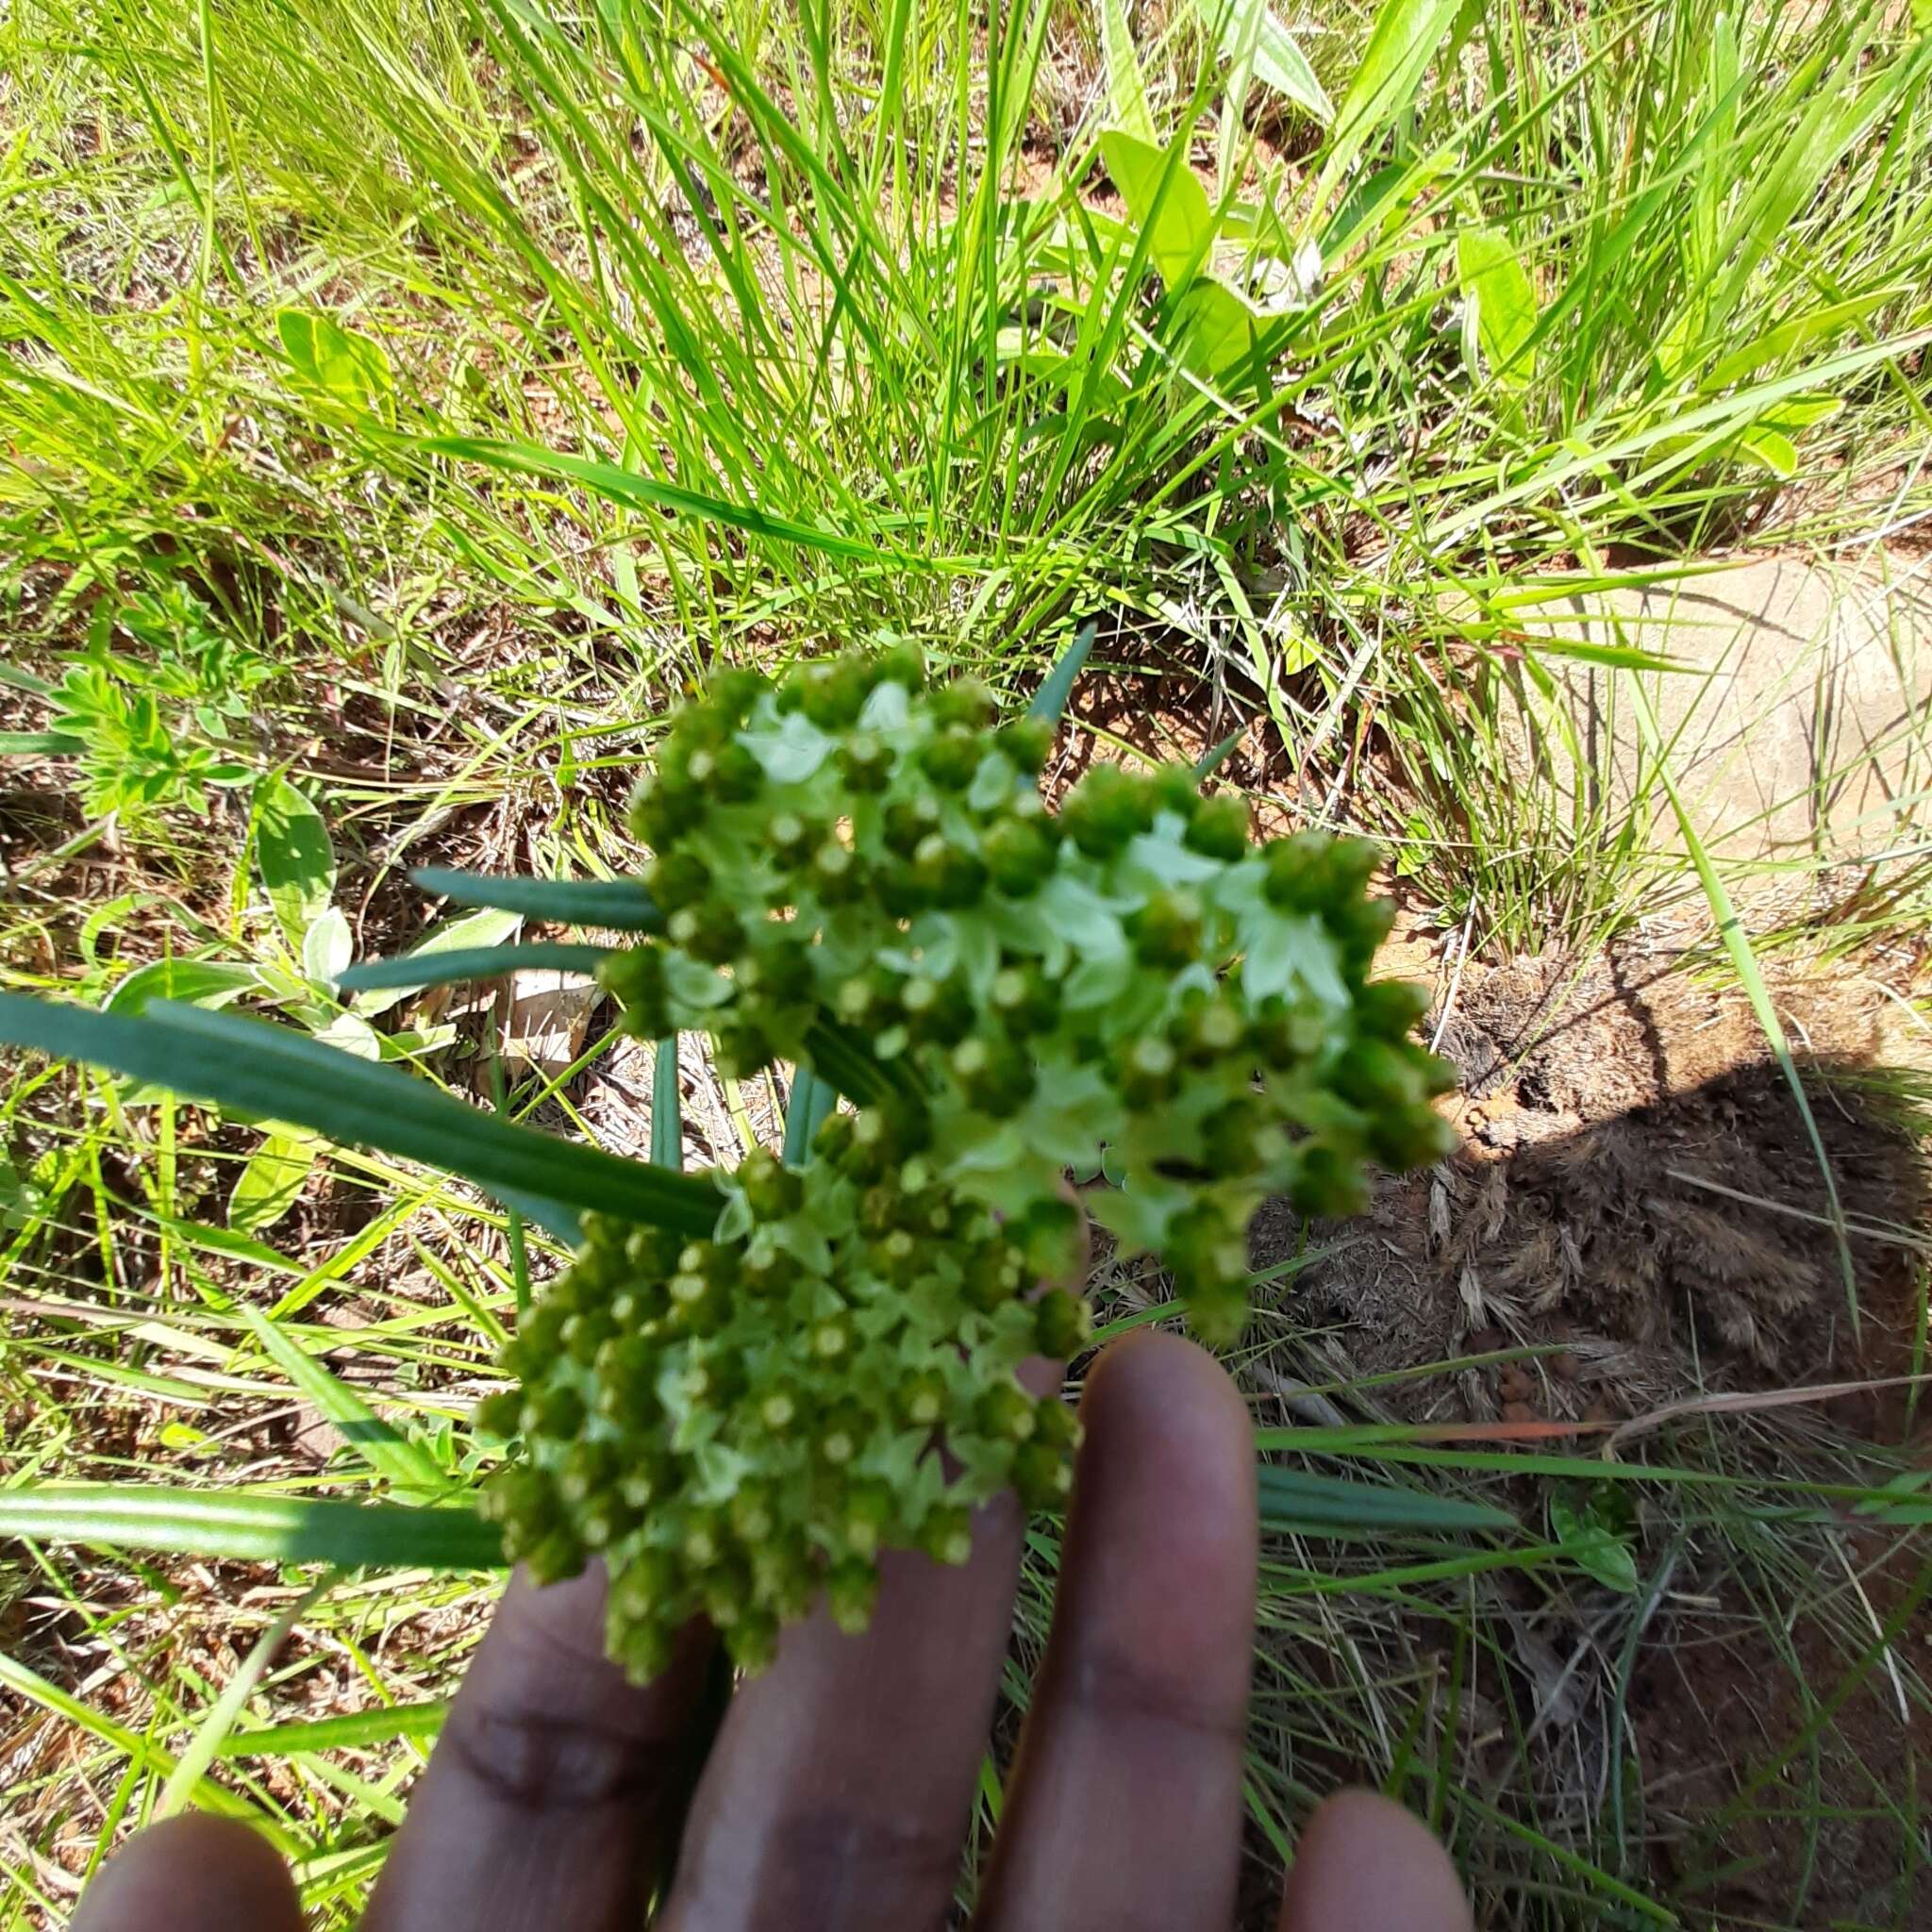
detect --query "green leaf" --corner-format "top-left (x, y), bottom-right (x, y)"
top-left (0, 729), bottom-right (84, 756)
top-left (1456, 225), bottom-right (1539, 384)
top-left (255, 777), bottom-right (336, 951)
top-left (417, 436), bottom-right (891, 563)
top-left (303, 908), bottom-right (353, 985)
top-left (1026, 618), bottom-right (1097, 723)
top-left (0, 1481), bottom-right (503, 1569)
top-left (652, 1033), bottom-right (683, 1170)
top-left (1194, 0), bottom-right (1334, 124)
top-left (1257, 1464), bottom-right (1515, 1534)
top-left (228, 1132), bottom-right (318, 1234)
top-left (1313, 0), bottom-right (1462, 209)
top-left (1098, 0), bottom-right (1157, 142)
top-left (782, 1068), bottom-right (836, 1166)
top-left (211, 1701), bottom-right (448, 1758)
top-left (1550, 1497), bottom-right (1640, 1592)
top-left (1172, 275), bottom-right (1269, 375)
top-left (410, 866), bottom-right (662, 933)
top-left (1099, 129), bottom-right (1217, 290)
top-left (236, 1305), bottom-right (448, 1497)
top-left (1192, 730), bottom-right (1243, 781)
top-left (1737, 425), bottom-right (1800, 478)
top-left (1703, 290), bottom-right (1900, 391)
top-left (338, 941), bottom-right (615, 992)
top-left (108, 958), bottom-right (258, 1015)
top-left (0, 991), bottom-right (721, 1237)
top-left (276, 308), bottom-right (392, 410)
top-left (351, 905), bottom-right (525, 1017)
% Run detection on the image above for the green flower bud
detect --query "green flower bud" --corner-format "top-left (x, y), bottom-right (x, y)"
top-left (1033, 1287), bottom-right (1091, 1357)
top-left (727, 1608), bottom-right (780, 1674)
top-left (989, 961), bottom-right (1057, 1033)
top-left (1061, 764), bottom-right (1155, 858)
top-left (739, 1148), bottom-right (804, 1219)
top-left (982, 813), bottom-right (1054, 894)
top-left (667, 902), bottom-right (741, 965)
top-left (827, 1558), bottom-right (880, 1635)
top-left (1129, 888), bottom-right (1204, 968)
top-left (473, 1390), bottom-right (523, 1439)
top-left (996, 716), bottom-right (1054, 774)
top-left (1012, 1441), bottom-right (1074, 1510)
top-left (1186, 791), bottom-right (1251, 861)
top-left (684, 741), bottom-right (762, 803)
top-left (900, 974), bottom-right (971, 1046)
top-left (883, 791), bottom-right (944, 858)
top-left (837, 729), bottom-right (893, 791)
top-left (644, 849), bottom-right (713, 912)
top-left (1115, 1034), bottom-right (1179, 1107)
top-left (767, 809), bottom-right (824, 870)
top-left (841, 1478), bottom-right (893, 1557)
top-left (975, 1382), bottom-right (1038, 1443)
top-left (920, 725), bottom-right (982, 791)
top-left (920, 1505), bottom-right (974, 1567)
top-left (808, 839), bottom-right (865, 905)
top-left (950, 1035), bottom-right (1035, 1116)
top-left (1288, 1141), bottom-right (1372, 1219)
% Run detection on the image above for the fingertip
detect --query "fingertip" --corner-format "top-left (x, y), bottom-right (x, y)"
top-left (75, 1814), bottom-right (301, 1932)
top-left (1080, 1328), bottom-right (1256, 1510)
top-left (1277, 1790), bottom-right (1473, 1932)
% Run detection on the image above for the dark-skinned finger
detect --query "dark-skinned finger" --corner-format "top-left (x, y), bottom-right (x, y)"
top-left (1277, 1790), bottom-right (1474, 1932)
top-left (655, 1489), bottom-right (1026, 1932)
top-left (72, 1813), bottom-right (302, 1932)
top-left (972, 1331), bottom-right (1257, 1932)
top-left (360, 1565), bottom-right (713, 1932)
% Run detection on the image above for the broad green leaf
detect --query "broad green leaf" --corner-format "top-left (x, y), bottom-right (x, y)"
top-left (1194, 0), bottom-right (1333, 123)
top-left (1099, 129), bottom-right (1216, 290)
top-left (313, 1009), bottom-right (383, 1060)
top-left (410, 866), bottom-right (662, 932)
top-left (1172, 275), bottom-right (1268, 376)
top-left (339, 941), bottom-right (614, 993)
top-left (303, 908), bottom-right (353, 985)
top-left (0, 991), bottom-right (721, 1236)
top-left (1313, 0), bottom-right (1462, 209)
top-left (255, 777), bottom-right (336, 951)
top-left (352, 905), bottom-right (525, 1017)
top-left (228, 1132), bottom-right (318, 1234)
top-left (1737, 425), bottom-right (1799, 478)
top-left (1457, 225), bottom-right (1538, 384)
top-left (1550, 1497), bottom-right (1640, 1592)
top-left (108, 958), bottom-right (258, 1015)
top-left (0, 1481), bottom-right (503, 1568)
top-left (237, 1305), bottom-right (448, 1497)
top-left (276, 308), bottom-right (391, 410)
top-left (1098, 0), bottom-right (1156, 142)
top-left (1026, 618), bottom-right (1097, 723)
top-left (419, 436), bottom-right (891, 563)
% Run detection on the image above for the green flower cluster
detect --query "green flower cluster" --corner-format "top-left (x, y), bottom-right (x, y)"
top-left (482, 645), bottom-right (1452, 1672)
top-left (603, 645), bottom-right (1454, 1344)
top-left (478, 1145), bottom-right (1082, 1679)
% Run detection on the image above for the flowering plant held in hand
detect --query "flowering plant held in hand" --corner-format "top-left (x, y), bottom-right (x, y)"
top-left (474, 645), bottom-right (1455, 1678)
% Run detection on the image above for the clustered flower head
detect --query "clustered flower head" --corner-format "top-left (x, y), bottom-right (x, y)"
top-left (481, 643), bottom-right (1454, 1674)
top-left (478, 1144), bottom-right (1085, 1679)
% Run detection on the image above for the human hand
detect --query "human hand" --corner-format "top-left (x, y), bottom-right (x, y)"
top-left (74, 1332), bottom-right (1472, 1931)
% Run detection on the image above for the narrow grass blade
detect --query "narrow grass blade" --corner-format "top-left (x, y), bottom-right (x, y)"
top-left (159, 1574), bottom-right (332, 1818)
top-left (338, 942), bottom-right (614, 992)
top-left (782, 1068), bottom-right (836, 1166)
top-left (0, 992), bottom-right (720, 1236)
top-left (410, 867), bottom-right (662, 932)
top-left (1257, 1464), bottom-right (1516, 1534)
top-left (0, 730), bottom-right (84, 756)
top-left (211, 1702), bottom-right (448, 1758)
top-left (417, 435), bottom-right (890, 563)
top-left (236, 1306), bottom-right (449, 1498)
top-left (652, 1033), bottom-right (682, 1170)
top-left (0, 1483), bottom-right (507, 1569)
